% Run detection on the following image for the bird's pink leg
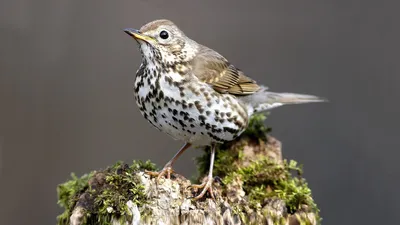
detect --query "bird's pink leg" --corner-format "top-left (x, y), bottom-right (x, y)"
top-left (146, 142), bottom-right (191, 181)
top-left (191, 144), bottom-right (216, 200)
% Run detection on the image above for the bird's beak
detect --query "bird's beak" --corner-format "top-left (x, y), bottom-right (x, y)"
top-left (124, 28), bottom-right (154, 43)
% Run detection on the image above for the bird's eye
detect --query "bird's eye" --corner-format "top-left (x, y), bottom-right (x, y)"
top-left (159, 30), bottom-right (169, 39)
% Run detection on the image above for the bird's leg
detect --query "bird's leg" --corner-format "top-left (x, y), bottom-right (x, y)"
top-left (146, 142), bottom-right (191, 181)
top-left (191, 144), bottom-right (216, 200)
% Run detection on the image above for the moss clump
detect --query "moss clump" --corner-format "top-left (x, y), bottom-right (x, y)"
top-left (227, 158), bottom-right (316, 214)
top-left (57, 160), bottom-right (156, 225)
top-left (242, 113), bottom-right (271, 139)
top-left (57, 172), bottom-right (95, 224)
top-left (196, 113), bottom-right (320, 223)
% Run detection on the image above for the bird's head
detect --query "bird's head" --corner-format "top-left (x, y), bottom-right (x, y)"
top-left (124, 19), bottom-right (198, 66)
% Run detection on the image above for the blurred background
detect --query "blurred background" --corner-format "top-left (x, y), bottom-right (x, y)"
top-left (1, 0), bottom-right (399, 224)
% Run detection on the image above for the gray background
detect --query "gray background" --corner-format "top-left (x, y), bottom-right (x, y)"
top-left (0, 0), bottom-right (399, 224)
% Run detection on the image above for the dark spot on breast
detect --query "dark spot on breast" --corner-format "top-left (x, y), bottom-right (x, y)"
top-left (207, 132), bottom-right (227, 142)
top-left (211, 125), bottom-right (221, 133)
top-left (179, 119), bottom-right (187, 128)
top-left (158, 91), bottom-right (164, 99)
top-left (145, 95), bottom-right (150, 103)
top-left (164, 76), bottom-right (173, 85)
top-left (148, 119), bottom-right (158, 128)
top-left (194, 101), bottom-right (204, 114)
top-left (223, 127), bottom-right (238, 134)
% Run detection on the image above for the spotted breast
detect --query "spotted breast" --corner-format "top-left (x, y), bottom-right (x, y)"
top-left (134, 44), bottom-right (249, 146)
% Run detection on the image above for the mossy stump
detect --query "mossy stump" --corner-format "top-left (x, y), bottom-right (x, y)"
top-left (57, 115), bottom-right (320, 225)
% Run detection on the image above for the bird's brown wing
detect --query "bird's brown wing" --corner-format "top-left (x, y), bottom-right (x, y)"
top-left (191, 46), bottom-right (260, 95)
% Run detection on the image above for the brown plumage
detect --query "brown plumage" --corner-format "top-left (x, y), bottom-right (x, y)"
top-left (191, 46), bottom-right (261, 95)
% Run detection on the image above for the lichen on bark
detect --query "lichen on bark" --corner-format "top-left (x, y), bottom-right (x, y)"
top-left (57, 114), bottom-right (321, 225)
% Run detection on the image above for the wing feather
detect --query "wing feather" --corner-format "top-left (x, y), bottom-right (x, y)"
top-left (191, 45), bottom-right (260, 95)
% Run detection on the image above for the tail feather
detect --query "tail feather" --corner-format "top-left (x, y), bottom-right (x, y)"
top-left (239, 86), bottom-right (327, 115)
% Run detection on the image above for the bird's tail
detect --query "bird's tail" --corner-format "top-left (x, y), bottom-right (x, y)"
top-left (240, 86), bottom-right (327, 115)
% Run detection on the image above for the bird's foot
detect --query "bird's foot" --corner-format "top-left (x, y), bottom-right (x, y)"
top-left (190, 176), bottom-right (215, 200)
top-left (145, 165), bottom-right (174, 182)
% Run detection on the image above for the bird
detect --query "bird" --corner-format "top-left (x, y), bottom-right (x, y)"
top-left (123, 19), bottom-right (326, 200)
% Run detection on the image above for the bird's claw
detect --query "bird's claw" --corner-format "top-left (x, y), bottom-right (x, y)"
top-left (145, 165), bottom-right (174, 181)
top-left (190, 176), bottom-right (215, 200)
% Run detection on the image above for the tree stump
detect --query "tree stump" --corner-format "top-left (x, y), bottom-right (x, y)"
top-left (57, 115), bottom-right (320, 225)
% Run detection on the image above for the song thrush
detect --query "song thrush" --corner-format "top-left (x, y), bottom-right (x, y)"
top-left (124, 19), bottom-right (325, 200)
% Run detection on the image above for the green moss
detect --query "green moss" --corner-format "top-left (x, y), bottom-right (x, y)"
top-left (57, 172), bottom-right (95, 224)
top-left (57, 160), bottom-right (156, 225)
top-left (230, 158), bottom-right (317, 214)
top-left (195, 144), bottom-right (243, 181)
top-left (196, 114), bottom-right (320, 223)
top-left (243, 113), bottom-right (271, 139)
top-left (226, 158), bottom-right (320, 223)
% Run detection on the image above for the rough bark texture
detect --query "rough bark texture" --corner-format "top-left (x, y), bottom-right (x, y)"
top-left (57, 116), bottom-right (320, 225)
